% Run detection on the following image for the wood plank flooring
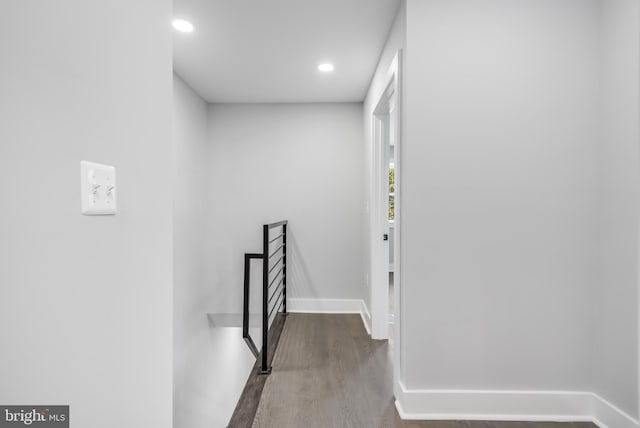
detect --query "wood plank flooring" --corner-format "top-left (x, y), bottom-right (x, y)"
top-left (249, 313), bottom-right (596, 428)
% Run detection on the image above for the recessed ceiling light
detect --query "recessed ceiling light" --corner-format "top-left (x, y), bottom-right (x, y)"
top-left (172, 19), bottom-right (194, 33)
top-left (318, 63), bottom-right (335, 72)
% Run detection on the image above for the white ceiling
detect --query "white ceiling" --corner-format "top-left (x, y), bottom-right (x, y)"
top-left (172, 0), bottom-right (401, 103)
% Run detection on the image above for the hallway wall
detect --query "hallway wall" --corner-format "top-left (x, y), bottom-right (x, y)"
top-left (390, 0), bottom-right (640, 422)
top-left (206, 103), bottom-right (365, 315)
top-left (0, 1), bottom-right (173, 427)
top-left (173, 75), bottom-right (207, 360)
top-left (173, 75), bottom-right (255, 428)
top-left (402, 0), bottom-right (600, 400)
top-left (363, 0), bottom-right (407, 334)
top-left (595, 0), bottom-right (640, 418)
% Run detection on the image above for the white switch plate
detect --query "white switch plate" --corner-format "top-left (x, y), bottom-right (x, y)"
top-left (81, 161), bottom-right (117, 215)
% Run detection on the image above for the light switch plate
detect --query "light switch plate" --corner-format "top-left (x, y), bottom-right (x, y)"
top-left (81, 161), bottom-right (117, 215)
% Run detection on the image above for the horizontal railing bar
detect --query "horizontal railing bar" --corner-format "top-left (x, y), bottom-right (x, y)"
top-left (245, 253), bottom-right (263, 259)
top-left (269, 245), bottom-right (284, 259)
top-left (269, 234), bottom-right (284, 244)
top-left (268, 303), bottom-right (281, 329)
top-left (267, 286), bottom-right (278, 306)
top-left (268, 278), bottom-right (284, 305)
top-left (268, 289), bottom-right (284, 320)
top-left (268, 268), bottom-right (284, 289)
top-left (266, 220), bottom-right (288, 229)
top-left (269, 285), bottom-right (284, 309)
top-left (268, 300), bottom-right (284, 327)
top-left (268, 256), bottom-right (284, 273)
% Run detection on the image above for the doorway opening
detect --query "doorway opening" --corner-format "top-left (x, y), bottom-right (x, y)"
top-left (388, 154), bottom-right (395, 329)
top-left (370, 50), bottom-right (402, 390)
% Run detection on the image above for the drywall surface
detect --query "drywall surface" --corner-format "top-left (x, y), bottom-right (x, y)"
top-left (402, 0), bottom-right (600, 391)
top-left (174, 74), bottom-right (254, 428)
top-left (595, 0), bottom-right (640, 417)
top-left (363, 0), bottom-right (406, 330)
top-left (0, 1), bottom-right (173, 427)
top-left (173, 76), bottom-right (207, 348)
top-left (206, 103), bottom-right (365, 314)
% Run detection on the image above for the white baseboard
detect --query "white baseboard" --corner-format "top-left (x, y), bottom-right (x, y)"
top-left (591, 393), bottom-right (640, 428)
top-left (287, 298), bottom-right (372, 336)
top-left (360, 301), bottom-right (372, 335)
top-left (395, 382), bottom-right (640, 428)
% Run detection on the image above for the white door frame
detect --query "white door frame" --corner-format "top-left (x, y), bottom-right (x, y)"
top-left (370, 49), bottom-right (403, 384)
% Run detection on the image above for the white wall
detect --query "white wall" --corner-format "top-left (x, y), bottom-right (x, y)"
top-left (172, 74), bottom-right (209, 428)
top-left (173, 75), bottom-right (207, 355)
top-left (0, 2), bottom-right (173, 427)
top-left (173, 75), bottom-right (258, 428)
top-left (363, 0), bottom-right (406, 331)
top-left (595, 0), bottom-right (640, 418)
top-left (206, 103), bottom-right (365, 314)
top-left (402, 0), bottom-right (600, 392)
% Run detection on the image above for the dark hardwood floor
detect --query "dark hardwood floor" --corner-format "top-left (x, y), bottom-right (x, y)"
top-left (247, 313), bottom-right (596, 428)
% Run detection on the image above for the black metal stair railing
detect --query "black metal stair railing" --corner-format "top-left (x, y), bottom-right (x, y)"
top-left (242, 220), bottom-right (287, 374)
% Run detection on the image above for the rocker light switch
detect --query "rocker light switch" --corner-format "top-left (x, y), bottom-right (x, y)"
top-left (81, 161), bottom-right (117, 215)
